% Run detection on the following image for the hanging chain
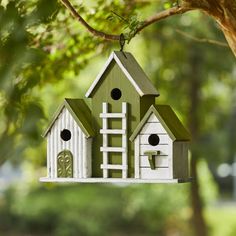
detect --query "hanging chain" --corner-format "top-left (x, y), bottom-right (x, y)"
top-left (119, 33), bottom-right (125, 51)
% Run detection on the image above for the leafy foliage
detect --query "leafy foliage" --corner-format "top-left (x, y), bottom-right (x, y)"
top-left (0, 184), bottom-right (191, 236)
top-left (0, 0), bottom-right (139, 165)
top-left (0, 0), bottom-right (59, 165)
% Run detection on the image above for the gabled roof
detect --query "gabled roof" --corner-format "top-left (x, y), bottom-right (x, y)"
top-left (130, 105), bottom-right (191, 142)
top-left (85, 51), bottom-right (159, 98)
top-left (42, 99), bottom-right (95, 138)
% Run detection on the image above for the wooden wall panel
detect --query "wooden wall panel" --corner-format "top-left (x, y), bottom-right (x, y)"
top-left (46, 107), bottom-right (91, 179)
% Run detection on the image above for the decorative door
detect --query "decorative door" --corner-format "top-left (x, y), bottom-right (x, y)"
top-left (57, 150), bottom-right (73, 178)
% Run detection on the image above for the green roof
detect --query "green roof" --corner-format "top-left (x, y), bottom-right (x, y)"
top-left (130, 105), bottom-right (191, 142)
top-left (86, 51), bottom-right (159, 98)
top-left (42, 99), bottom-right (95, 138)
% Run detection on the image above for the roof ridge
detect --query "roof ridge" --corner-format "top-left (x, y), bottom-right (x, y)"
top-left (85, 51), bottom-right (159, 98)
top-left (42, 98), bottom-right (95, 138)
top-left (130, 104), bottom-right (191, 142)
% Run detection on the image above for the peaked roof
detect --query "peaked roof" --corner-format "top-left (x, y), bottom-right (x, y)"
top-left (85, 51), bottom-right (159, 98)
top-left (130, 105), bottom-right (191, 142)
top-left (42, 99), bottom-right (95, 138)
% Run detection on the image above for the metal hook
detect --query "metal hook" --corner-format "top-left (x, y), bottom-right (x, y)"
top-left (119, 33), bottom-right (125, 52)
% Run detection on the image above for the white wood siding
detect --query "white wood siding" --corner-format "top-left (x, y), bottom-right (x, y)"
top-left (140, 156), bottom-right (169, 168)
top-left (147, 113), bottom-right (159, 122)
top-left (46, 107), bottom-right (91, 178)
top-left (140, 145), bottom-right (169, 156)
top-left (141, 123), bottom-right (167, 134)
top-left (140, 168), bottom-right (171, 179)
top-left (134, 113), bottom-right (173, 180)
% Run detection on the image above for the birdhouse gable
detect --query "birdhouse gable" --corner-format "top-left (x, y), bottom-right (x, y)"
top-left (42, 99), bottom-right (95, 138)
top-left (130, 105), bottom-right (191, 142)
top-left (85, 51), bottom-right (159, 98)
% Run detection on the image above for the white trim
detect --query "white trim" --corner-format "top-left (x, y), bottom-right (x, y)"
top-left (101, 164), bottom-right (127, 170)
top-left (100, 129), bottom-right (125, 134)
top-left (113, 53), bottom-right (144, 96)
top-left (102, 103), bottom-right (108, 178)
top-left (85, 52), bottom-right (144, 97)
top-left (40, 177), bottom-right (192, 184)
top-left (85, 52), bottom-right (114, 97)
top-left (100, 113), bottom-right (125, 118)
top-left (122, 102), bottom-right (128, 178)
top-left (100, 102), bottom-right (128, 178)
top-left (100, 147), bottom-right (125, 152)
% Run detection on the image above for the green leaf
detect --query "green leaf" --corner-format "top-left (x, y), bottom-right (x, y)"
top-left (164, 2), bottom-right (172, 9)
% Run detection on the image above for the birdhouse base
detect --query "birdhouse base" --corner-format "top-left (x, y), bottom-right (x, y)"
top-left (39, 177), bottom-right (192, 184)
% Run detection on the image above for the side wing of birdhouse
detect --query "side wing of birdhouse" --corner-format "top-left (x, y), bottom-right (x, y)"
top-left (130, 105), bottom-right (191, 182)
top-left (41, 99), bottom-right (95, 181)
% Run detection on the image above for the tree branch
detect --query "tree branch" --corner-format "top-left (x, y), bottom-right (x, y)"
top-left (134, 6), bottom-right (192, 36)
top-left (60, 0), bottom-right (193, 41)
top-left (175, 29), bottom-right (228, 47)
top-left (60, 0), bottom-right (236, 57)
top-left (60, 0), bottom-right (119, 40)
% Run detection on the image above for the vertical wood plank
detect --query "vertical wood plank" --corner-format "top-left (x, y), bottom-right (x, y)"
top-left (65, 109), bottom-right (69, 150)
top-left (102, 102), bottom-right (108, 178)
top-left (46, 138), bottom-right (49, 177)
top-left (57, 112), bottom-right (62, 176)
top-left (74, 119), bottom-right (78, 178)
top-left (49, 132), bottom-right (54, 178)
top-left (54, 125), bottom-right (58, 162)
top-left (62, 108), bottom-right (66, 150)
top-left (47, 134), bottom-right (51, 178)
top-left (79, 128), bottom-right (83, 178)
top-left (122, 102), bottom-right (127, 178)
top-left (82, 133), bottom-right (87, 178)
top-left (56, 113), bottom-right (60, 157)
top-left (59, 109), bottom-right (63, 150)
top-left (86, 138), bottom-right (92, 178)
top-left (134, 136), bottom-right (140, 178)
top-left (52, 126), bottom-right (57, 178)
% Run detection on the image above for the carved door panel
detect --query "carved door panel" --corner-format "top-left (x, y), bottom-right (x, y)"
top-left (57, 150), bottom-right (73, 178)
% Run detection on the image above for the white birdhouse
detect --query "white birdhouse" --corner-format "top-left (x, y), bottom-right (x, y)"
top-left (130, 105), bottom-right (191, 183)
top-left (42, 99), bottom-right (94, 180)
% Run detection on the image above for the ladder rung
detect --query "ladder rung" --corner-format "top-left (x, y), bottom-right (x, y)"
top-left (100, 113), bottom-right (126, 118)
top-left (101, 164), bottom-right (127, 170)
top-left (100, 129), bottom-right (126, 134)
top-left (100, 147), bottom-right (125, 153)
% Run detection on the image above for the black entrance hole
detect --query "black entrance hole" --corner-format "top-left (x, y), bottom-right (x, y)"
top-left (60, 129), bottom-right (71, 141)
top-left (148, 134), bottom-right (160, 146)
top-left (111, 88), bottom-right (122, 100)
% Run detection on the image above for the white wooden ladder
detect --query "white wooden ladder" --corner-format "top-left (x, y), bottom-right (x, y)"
top-left (100, 102), bottom-right (128, 178)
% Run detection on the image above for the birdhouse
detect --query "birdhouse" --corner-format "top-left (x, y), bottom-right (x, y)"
top-left (42, 99), bottom-right (94, 180)
top-left (85, 51), bottom-right (159, 178)
top-left (40, 51), bottom-right (191, 183)
top-left (130, 105), bottom-right (191, 182)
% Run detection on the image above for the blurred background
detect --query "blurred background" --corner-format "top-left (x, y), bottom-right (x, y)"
top-left (0, 0), bottom-right (236, 235)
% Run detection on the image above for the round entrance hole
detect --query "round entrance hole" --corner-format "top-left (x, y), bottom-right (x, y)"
top-left (148, 134), bottom-right (160, 146)
top-left (111, 88), bottom-right (122, 100)
top-left (60, 129), bottom-right (71, 141)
